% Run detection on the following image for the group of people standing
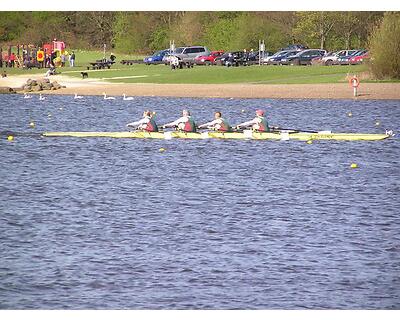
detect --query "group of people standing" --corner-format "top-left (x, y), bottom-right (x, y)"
top-left (52, 51), bottom-right (75, 68)
top-left (126, 109), bottom-right (270, 133)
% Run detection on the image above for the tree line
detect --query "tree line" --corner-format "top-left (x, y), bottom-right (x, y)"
top-left (0, 12), bottom-right (384, 53)
top-left (1, 11), bottom-right (398, 79)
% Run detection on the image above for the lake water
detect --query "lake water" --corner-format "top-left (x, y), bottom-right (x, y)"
top-left (0, 94), bottom-right (399, 309)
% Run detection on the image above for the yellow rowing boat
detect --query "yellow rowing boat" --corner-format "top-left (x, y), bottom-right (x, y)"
top-left (42, 130), bottom-right (391, 141)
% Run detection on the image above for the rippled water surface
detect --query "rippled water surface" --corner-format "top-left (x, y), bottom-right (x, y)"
top-left (0, 94), bottom-right (399, 309)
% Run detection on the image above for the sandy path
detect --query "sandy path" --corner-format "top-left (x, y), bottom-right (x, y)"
top-left (1, 74), bottom-right (400, 100)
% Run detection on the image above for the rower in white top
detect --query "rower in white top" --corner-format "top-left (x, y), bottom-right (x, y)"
top-left (103, 92), bottom-right (115, 100)
top-left (126, 110), bottom-right (159, 132)
top-left (161, 110), bottom-right (197, 132)
top-left (236, 109), bottom-right (270, 132)
top-left (198, 111), bottom-right (232, 132)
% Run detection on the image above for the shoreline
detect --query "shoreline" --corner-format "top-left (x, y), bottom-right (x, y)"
top-left (1, 74), bottom-right (400, 100)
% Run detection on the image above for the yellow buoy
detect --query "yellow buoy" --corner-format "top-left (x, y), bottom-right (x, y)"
top-left (159, 148), bottom-right (166, 152)
top-left (350, 163), bottom-right (358, 169)
top-left (7, 135), bottom-right (14, 141)
top-left (348, 112), bottom-right (353, 117)
top-left (29, 121), bottom-right (35, 128)
top-left (306, 140), bottom-right (313, 144)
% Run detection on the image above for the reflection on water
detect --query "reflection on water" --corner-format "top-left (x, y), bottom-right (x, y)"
top-left (0, 95), bottom-right (399, 309)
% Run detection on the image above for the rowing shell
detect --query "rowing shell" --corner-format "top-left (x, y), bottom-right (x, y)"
top-left (42, 130), bottom-right (391, 141)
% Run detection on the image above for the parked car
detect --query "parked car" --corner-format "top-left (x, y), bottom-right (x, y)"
top-left (337, 50), bottom-right (366, 65)
top-left (264, 50), bottom-right (298, 65)
top-left (214, 51), bottom-right (242, 66)
top-left (281, 44), bottom-right (308, 51)
top-left (143, 49), bottom-right (170, 65)
top-left (172, 46), bottom-right (211, 63)
top-left (194, 50), bottom-right (224, 65)
top-left (280, 49), bottom-right (327, 65)
top-left (214, 52), bottom-right (231, 65)
top-left (321, 50), bottom-right (359, 66)
top-left (224, 51), bottom-right (248, 67)
top-left (247, 51), bottom-right (274, 64)
top-left (349, 51), bottom-right (369, 64)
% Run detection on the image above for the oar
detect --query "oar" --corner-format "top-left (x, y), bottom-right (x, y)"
top-left (271, 126), bottom-right (320, 133)
top-left (1, 130), bottom-right (43, 138)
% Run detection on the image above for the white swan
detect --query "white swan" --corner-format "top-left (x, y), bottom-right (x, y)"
top-left (24, 93), bottom-right (32, 99)
top-left (123, 93), bottom-right (134, 101)
top-left (103, 92), bottom-right (115, 100)
top-left (39, 94), bottom-right (46, 101)
top-left (74, 93), bottom-right (83, 99)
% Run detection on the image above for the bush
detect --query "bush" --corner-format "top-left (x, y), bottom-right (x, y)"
top-left (369, 12), bottom-right (400, 79)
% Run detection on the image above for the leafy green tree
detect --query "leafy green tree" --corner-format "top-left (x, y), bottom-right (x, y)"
top-left (0, 12), bottom-right (27, 42)
top-left (369, 12), bottom-right (400, 79)
top-left (330, 12), bottom-right (383, 50)
top-left (202, 16), bottom-right (238, 50)
top-left (293, 12), bottom-right (338, 49)
top-left (230, 13), bottom-right (289, 52)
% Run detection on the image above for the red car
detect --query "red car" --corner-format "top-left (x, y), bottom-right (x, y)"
top-left (349, 51), bottom-right (369, 65)
top-left (195, 51), bottom-right (224, 65)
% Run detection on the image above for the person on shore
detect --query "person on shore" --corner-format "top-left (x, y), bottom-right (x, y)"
top-left (198, 111), bottom-right (232, 132)
top-left (109, 53), bottom-right (116, 62)
top-left (161, 110), bottom-right (197, 132)
top-left (51, 51), bottom-right (57, 65)
top-left (9, 52), bottom-right (16, 68)
top-left (45, 54), bottom-right (51, 68)
top-left (236, 109), bottom-right (270, 132)
top-left (126, 110), bottom-right (159, 132)
top-left (69, 51), bottom-right (75, 67)
top-left (44, 65), bottom-right (56, 77)
top-left (170, 55), bottom-right (179, 69)
top-left (61, 53), bottom-right (66, 67)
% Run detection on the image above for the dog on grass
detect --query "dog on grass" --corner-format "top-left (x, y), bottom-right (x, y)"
top-left (81, 72), bottom-right (88, 79)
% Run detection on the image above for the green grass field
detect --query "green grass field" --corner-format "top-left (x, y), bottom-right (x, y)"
top-left (3, 49), bottom-right (397, 84)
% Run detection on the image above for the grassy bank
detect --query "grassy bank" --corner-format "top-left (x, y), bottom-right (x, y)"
top-left (68, 63), bottom-right (369, 84)
top-left (2, 49), bottom-right (398, 84)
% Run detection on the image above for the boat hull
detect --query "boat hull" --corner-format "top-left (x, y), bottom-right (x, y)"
top-left (42, 130), bottom-right (390, 141)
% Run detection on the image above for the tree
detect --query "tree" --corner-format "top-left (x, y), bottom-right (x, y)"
top-left (293, 12), bottom-right (338, 49)
top-left (331, 12), bottom-right (384, 50)
top-left (230, 13), bottom-right (289, 52)
top-left (369, 12), bottom-right (400, 79)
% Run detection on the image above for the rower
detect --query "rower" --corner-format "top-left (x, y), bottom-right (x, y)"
top-left (161, 110), bottom-right (197, 132)
top-left (198, 111), bottom-right (232, 132)
top-left (236, 109), bottom-right (270, 132)
top-left (126, 110), bottom-right (158, 132)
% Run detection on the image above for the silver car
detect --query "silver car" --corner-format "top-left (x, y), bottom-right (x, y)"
top-left (172, 46), bottom-right (211, 63)
top-left (322, 50), bottom-right (359, 66)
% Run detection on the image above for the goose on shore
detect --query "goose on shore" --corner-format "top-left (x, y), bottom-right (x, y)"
top-left (74, 93), bottom-right (83, 99)
top-left (103, 92), bottom-right (115, 100)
